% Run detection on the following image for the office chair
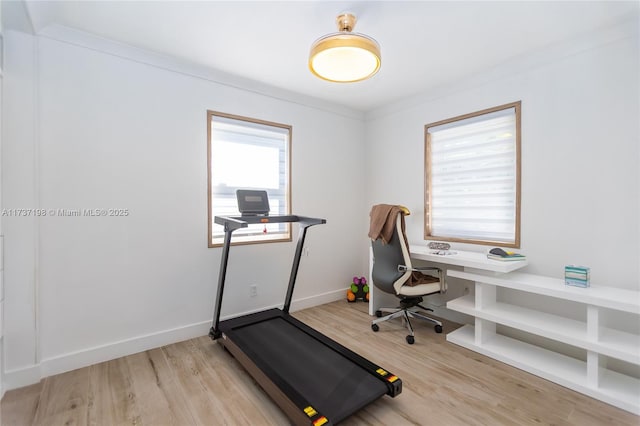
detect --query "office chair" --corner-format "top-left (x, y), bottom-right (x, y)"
top-left (369, 205), bottom-right (445, 344)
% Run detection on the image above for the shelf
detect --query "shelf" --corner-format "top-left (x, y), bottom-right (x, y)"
top-left (447, 269), bottom-right (640, 314)
top-left (447, 325), bottom-right (587, 386)
top-left (447, 295), bottom-right (640, 365)
top-left (600, 368), bottom-right (640, 409)
top-left (447, 325), bottom-right (640, 415)
top-left (599, 329), bottom-right (640, 365)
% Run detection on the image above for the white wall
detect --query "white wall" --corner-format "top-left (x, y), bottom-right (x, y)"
top-left (365, 21), bottom-right (639, 303)
top-left (3, 29), bottom-right (39, 388)
top-left (2, 27), bottom-right (367, 388)
top-left (0, 0), bottom-right (4, 401)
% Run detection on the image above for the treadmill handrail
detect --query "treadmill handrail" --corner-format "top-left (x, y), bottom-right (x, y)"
top-left (210, 214), bottom-right (326, 339)
top-left (215, 214), bottom-right (325, 231)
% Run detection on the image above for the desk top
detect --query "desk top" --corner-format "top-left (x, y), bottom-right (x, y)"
top-left (409, 245), bottom-right (528, 273)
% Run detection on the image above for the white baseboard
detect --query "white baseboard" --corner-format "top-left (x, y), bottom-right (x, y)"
top-left (290, 287), bottom-right (347, 312)
top-left (39, 320), bottom-right (212, 380)
top-left (0, 336), bottom-right (4, 400)
top-left (3, 364), bottom-right (41, 392)
top-left (2, 289), bottom-right (346, 392)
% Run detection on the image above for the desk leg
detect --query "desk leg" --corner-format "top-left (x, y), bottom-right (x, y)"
top-left (587, 305), bottom-right (600, 341)
top-left (586, 305), bottom-right (603, 387)
top-left (475, 282), bottom-right (496, 346)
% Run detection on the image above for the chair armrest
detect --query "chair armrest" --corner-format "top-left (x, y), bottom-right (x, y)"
top-left (398, 265), bottom-right (447, 294)
top-left (398, 265), bottom-right (440, 273)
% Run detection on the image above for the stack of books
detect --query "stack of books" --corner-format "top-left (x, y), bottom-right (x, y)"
top-left (487, 248), bottom-right (526, 261)
top-left (565, 265), bottom-right (590, 288)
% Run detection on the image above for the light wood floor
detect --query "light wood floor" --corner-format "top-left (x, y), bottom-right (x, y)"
top-left (2, 301), bottom-right (638, 425)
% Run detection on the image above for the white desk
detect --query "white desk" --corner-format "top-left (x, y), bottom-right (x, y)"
top-left (368, 246), bottom-right (528, 315)
top-left (409, 246), bottom-right (528, 274)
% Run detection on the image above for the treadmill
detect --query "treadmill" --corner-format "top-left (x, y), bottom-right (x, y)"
top-left (210, 190), bottom-right (402, 426)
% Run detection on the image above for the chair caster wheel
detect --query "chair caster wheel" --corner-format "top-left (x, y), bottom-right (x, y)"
top-left (406, 335), bottom-right (415, 344)
top-left (371, 324), bottom-right (379, 332)
top-left (375, 310), bottom-right (382, 318)
top-left (435, 324), bottom-right (443, 333)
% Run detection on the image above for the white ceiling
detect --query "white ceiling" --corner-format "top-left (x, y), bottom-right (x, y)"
top-left (15, 1), bottom-right (640, 112)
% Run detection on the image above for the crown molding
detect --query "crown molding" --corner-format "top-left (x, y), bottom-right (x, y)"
top-left (366, 16), bottom-right (639, 121)
top-left (36, 24), bottom-right (365, 121)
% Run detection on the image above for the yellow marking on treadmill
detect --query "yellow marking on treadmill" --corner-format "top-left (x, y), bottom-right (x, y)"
top-left (313, 417), bottom-right (328, 426)
top-left (376, 368), bottom-right (388, 376)
top-left (387, 375), bottom-right (398, 382)
top-left (304, 406), bottom-right (317, 417)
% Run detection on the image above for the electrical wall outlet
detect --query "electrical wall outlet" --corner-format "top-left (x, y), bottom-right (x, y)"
top-left (249, 285), bottom-right (257, 297)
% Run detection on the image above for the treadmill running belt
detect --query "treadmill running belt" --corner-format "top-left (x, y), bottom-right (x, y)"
top-left (231, 317), bottom-right (388, 423)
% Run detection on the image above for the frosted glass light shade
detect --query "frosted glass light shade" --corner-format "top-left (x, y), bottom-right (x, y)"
top-left (309, 33), bottom-right (381, 83)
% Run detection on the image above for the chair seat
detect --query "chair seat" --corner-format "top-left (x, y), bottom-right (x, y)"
top-left (397, 282), bottom-right (441, 297)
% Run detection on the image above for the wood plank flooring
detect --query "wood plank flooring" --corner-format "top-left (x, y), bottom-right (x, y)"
top-left (2, 301), bottom-right (638, 425)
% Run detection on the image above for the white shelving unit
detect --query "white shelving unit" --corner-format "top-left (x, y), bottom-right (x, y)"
top-left (446, 269), bottom-right (640, 414)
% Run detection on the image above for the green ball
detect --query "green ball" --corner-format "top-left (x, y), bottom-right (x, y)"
top-left (350, 283), bottom-right (358, 292)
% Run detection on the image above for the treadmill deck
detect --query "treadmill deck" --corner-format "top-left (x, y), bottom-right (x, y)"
top-left (218, 309), bottom-right (400, 425)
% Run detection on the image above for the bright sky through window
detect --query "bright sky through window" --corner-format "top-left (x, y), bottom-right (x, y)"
top-left (211, 142), bottom-right (280, 189)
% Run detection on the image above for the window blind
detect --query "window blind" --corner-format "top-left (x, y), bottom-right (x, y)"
top-left (428, 107), bottom-right (517, 243)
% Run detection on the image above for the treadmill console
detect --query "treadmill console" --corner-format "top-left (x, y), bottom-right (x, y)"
top-left (236, 189), bottom-right (270, 216)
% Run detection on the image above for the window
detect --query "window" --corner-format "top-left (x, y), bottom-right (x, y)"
top-left (424, 101), bottom-right (521, 247)
top-left (207, 111), bottom-right (291, 247)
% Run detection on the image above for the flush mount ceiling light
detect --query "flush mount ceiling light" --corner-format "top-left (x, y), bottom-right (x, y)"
top-left (309, 13), bottom-right (381, 83)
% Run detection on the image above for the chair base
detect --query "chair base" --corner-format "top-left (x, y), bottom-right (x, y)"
top-left (371, 304), bottom-right (443, 344)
